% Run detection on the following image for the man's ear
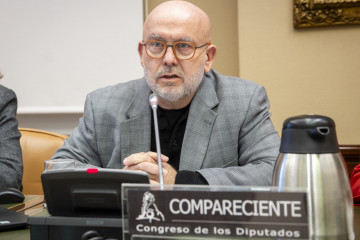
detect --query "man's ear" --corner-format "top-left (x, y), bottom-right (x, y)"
top-left (204, 45), bottom-right (217, 73)
top-left (138, 42), bottom-right (144, 67)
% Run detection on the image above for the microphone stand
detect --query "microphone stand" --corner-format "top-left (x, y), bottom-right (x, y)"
top-left (149, 94), bottom-right (164, 190)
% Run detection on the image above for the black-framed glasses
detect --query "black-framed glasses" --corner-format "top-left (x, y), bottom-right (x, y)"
top-left (142, 40), bottom-right (211, 60)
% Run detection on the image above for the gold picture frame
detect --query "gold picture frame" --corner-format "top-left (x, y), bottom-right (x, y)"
top-left (293, 0), bottom-right (360, 28)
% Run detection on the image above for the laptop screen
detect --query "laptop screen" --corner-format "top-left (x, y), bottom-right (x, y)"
top-left (0, 207), bottom-right (27, 231)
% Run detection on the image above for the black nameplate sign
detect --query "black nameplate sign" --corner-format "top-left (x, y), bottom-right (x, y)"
top-left (125, 189), bottom-right (309, 239)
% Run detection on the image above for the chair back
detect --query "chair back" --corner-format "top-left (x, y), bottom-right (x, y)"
top-left (19, 128), bottom-right (68, 194)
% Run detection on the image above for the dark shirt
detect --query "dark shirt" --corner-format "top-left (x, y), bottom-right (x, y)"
top-left (150, 105), bottom-right (207, 185)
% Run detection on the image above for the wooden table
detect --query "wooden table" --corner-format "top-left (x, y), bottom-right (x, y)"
top-left (3, 195), bottom-right (45, 214)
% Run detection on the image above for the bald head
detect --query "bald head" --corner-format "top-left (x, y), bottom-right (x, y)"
top-left (143, 1), bottom-right (211, 43)
top-left (138, 1), bottom-right (217, 109)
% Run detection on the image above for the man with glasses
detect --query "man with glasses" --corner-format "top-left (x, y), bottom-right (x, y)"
top-left (53, 1), bottom-right (280, 186)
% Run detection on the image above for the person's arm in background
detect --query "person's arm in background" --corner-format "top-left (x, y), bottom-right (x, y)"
top-left (351, 164), bottom-right (360, 205)
top-left (0, 85), bottom-right (23, 190)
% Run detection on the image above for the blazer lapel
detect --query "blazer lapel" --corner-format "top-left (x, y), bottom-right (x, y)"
top-left (120, 80), bottom-right (152, 162)
top-left (118, 75), bottom-right (219, 169)
top-left (180, 75), bottom-right (219, 170)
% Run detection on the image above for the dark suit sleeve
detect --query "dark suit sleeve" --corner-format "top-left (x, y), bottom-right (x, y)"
top-left (175, 170), bottom-right (208, 185)
top-left (0, 86), bottom-right (23, 190)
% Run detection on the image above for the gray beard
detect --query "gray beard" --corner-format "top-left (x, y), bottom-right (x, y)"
top-left (144, 65), bottom-right (204, 102)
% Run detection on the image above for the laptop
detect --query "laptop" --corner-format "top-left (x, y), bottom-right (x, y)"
top-left (0, 207), bottom-right (27, 231)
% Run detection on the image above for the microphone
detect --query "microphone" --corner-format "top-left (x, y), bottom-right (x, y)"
top-left (149, 93), bottom-right (158, 109)
top-left (149, 93), bottom-right (164, 189)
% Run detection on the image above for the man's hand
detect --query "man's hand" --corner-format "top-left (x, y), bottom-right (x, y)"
top-left (122, 151), bottom-right (177, 184)
top-left (161, 162), bottom-right (177, 184)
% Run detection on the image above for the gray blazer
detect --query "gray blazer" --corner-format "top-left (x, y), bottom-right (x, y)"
top-left (53, 69), bottom-right (280, 186)
top-left (0, 85), bottom-right (23, 190)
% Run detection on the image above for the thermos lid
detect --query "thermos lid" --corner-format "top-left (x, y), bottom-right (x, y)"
top-left (280, 115), bottom-right (339, 153)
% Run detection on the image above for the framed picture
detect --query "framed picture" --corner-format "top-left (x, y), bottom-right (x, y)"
top-left (293, 0), bottom-right (360, 28)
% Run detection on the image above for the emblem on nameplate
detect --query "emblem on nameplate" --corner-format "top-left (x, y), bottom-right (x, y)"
top-left (136, 191), bottom-right (165, 223)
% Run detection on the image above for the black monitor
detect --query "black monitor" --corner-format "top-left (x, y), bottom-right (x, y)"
top-left (41, 168), bottom-right (149, 218)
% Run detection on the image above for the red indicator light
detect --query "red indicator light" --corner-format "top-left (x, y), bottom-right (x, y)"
top-left (86, 168), bottom-right (98, 174)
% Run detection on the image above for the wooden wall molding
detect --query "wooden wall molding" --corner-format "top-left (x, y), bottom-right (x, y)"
top-left (340, 144), bottom-right (360, 178)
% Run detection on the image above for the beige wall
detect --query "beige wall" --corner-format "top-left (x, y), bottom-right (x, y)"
top-left (146, 0), bottom-right (360, 144)
top-left (238, 0), bottom-right (360, 144)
